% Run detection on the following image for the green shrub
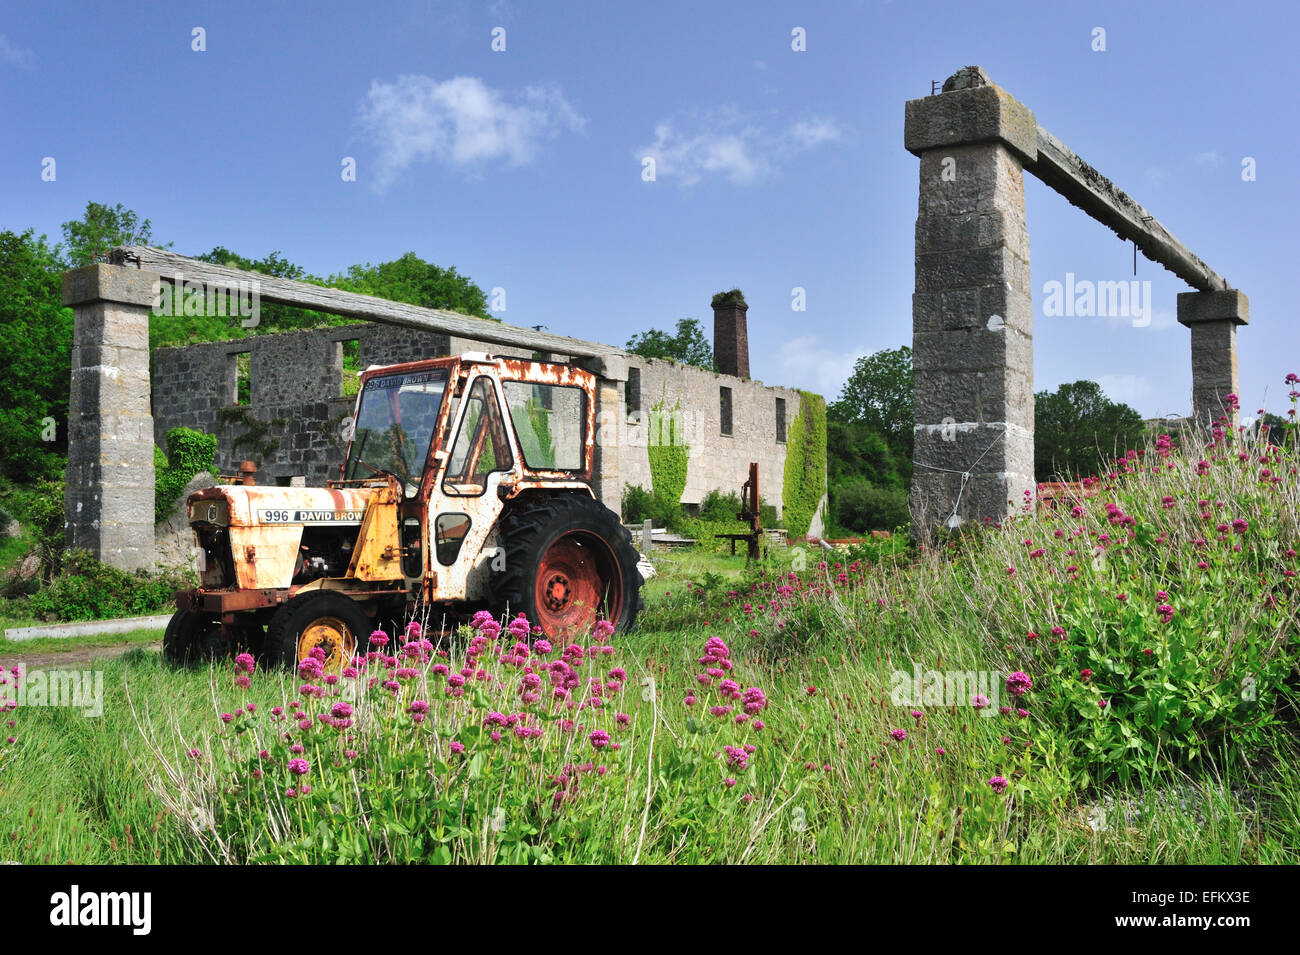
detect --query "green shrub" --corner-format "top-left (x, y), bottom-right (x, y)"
top-left (697, 489), bottom-right (741, 522)
top-left (834, 480), bottom-right (910, 534)
top-left (155, 427), bottom-right (218, 523)
top-left (25, 550), bottom-right (194, 622)
top-left (622, 483), bottom-right (683, 532)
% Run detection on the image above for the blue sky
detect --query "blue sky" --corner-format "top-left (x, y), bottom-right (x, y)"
top-left (2, 0), bottom-right (1296, 418)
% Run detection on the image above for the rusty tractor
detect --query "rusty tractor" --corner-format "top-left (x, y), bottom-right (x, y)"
top-left (165, 354), bottom-right (643, 669)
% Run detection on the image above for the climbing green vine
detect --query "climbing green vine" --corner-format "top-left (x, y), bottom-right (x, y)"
top-left (216, 406), bottom-right (287, 461)
top-left (782, 390), bottom-right (827, 538)
top-left (154, 427), bottom-right (217, 523)
top-left (647, 396), bottom-right (689, 507)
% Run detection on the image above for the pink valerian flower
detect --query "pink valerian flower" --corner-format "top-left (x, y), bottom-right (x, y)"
top-left (1005, 671), bottom-right (1033, 698)
top-left (724, 745), bottom-right (749, 770)
top-left (449, 741), bottom-right (465, 755)
top-left (589, 729), bottom-right (611, 750)
top-left (288, 758), bottom-right (310, 777)
top-left (742, 687), bottom-right (768, 714)
top-left (234, 653), bottom-right (256, 675)
top-left (330, 702), bottom-right (354, 720)
top-left (1157, 603), bottom-right (1175, 623)
top-left (368, 630), bottom-right (389, 648)
top-left (593, 619), bottom-right (616, 641)
top-left (988, 776), bottom-right (1009, 794)
top-left (890, 728), bottom-right (907, 742)
top-left (971, 694), bottom-right (989, 710)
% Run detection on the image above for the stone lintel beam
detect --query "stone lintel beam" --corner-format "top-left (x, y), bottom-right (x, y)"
top-left (1029, 127), bottom-right (1231, 293)
top-left (108, 245), bottom-right (615, 364)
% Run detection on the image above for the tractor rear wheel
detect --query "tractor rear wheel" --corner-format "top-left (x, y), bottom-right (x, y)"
top-left (492, 495), bottom-right (643, 639)
top-left (162, 610), bottom-right (226, 666)
top-left (265, 591), bottom-right (372, 672)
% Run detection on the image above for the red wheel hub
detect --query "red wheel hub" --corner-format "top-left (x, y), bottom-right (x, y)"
top-left (534, 531), bottom-right (622, 638)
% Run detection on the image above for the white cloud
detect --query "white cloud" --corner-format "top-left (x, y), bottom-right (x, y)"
top-left (638, 111), bottom-right (844, 186)
top-left (0, 35), bottom-right (35, 69)
top-left (359, 75), bottom-right (585, 187)
top-left (774, 335), bottom-right (867, 400)
top-left (1192, 149), bottom-right (1224, 168)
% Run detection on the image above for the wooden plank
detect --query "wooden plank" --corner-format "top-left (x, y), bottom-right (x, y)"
top-left (109, 246), bottom-right (615, 359)
top-left (1026, 127), bottom-right (1230, 292)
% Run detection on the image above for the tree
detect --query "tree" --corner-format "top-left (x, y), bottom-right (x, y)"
top-left (0, 230), bottom-right (73, 479)
top-left (829, 345), bottom-right (914, 465)
top-left (329, 252), bottom-right (489, 318)
top-left (1034, 380), bottom-right (1145, 481)
top-left (60, 201), bottom-right (168, 267)
top-left (626, 318), bottom-right (714, 370)
top-left (827, 419), bottom-right (904, 489)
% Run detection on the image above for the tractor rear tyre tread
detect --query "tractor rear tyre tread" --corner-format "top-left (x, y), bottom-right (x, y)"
top-left (162, 610), bottom-right (226, 666)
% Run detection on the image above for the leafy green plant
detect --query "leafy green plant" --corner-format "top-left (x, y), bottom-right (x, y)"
top-left (25, 550), bottom-right (195, 621)
top-left (154, 427), bottom-right (218, 523)
top-left (782, 391), bottom-right (827, 538)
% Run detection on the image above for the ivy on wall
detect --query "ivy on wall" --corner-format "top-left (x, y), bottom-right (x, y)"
top-left (647, 395), bottom-right (689, 507)
top-left (154, 427), bottom-right (217, 523)
top-left (216, 406), bottom-right (287, 461)
top-left (781, 390), bottom-right (827, 538)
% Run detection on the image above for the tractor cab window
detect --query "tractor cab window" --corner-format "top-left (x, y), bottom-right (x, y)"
top-left (502, 380), bottom-right (587, 471)
top-left (442, 376), bottom-right (514, 496)
top-left (344, 369), bottom-right (448, 496)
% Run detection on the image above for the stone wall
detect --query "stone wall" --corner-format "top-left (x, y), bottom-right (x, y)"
top-left (620, 357), bottom-right (802, 517)
top-left (152, 325), bottom-right (812, 517)
top-left (154, 323), bottom-right (453, 485)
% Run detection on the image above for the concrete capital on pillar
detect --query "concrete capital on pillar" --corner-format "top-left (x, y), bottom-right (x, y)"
top-left (1176, 289), bottom-right (1249, 326)
top-left (63, 263), bottom-right (161, 309)
top-left (904, 67), bottom-right (1038, 163)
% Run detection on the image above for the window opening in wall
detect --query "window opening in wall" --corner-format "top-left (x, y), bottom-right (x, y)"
top-left (627, 366), bottom-right (641, 417)
top-left (776, 397), bottom-right (787, 443)
top-left (231, 351), bottom-right (250, 405)
top-left (720, 386), bottom-right (733, 436)
top-left (340, 339), bottom-right (361, 397)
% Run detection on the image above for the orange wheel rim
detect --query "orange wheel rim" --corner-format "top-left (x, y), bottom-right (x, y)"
top-left (298, 616), bottom-right (355, 672)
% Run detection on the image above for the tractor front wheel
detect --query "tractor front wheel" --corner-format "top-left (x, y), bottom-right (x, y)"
top-left (265, 591), bottom-right (372, 672)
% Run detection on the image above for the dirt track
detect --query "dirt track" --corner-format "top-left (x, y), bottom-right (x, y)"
top-left (0, 641), bottom-right (161, 669)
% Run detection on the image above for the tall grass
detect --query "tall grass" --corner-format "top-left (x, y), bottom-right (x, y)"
top-left (2, 390), bottom-right (1298, 863)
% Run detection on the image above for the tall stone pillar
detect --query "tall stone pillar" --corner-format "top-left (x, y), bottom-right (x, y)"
top-left (904, 67), bottom-right (1038, 537)
top-left (62, 264), bottom-right (161, 570)
top-left (1176, 289), bottom-right (1249, 427)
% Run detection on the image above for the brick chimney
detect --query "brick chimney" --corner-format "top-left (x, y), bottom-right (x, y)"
top-left (712, 290), bottom-right (749, 379)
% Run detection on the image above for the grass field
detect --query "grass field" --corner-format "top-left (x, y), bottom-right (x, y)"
top-left (2, 412), bottom-right (1298, 864)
